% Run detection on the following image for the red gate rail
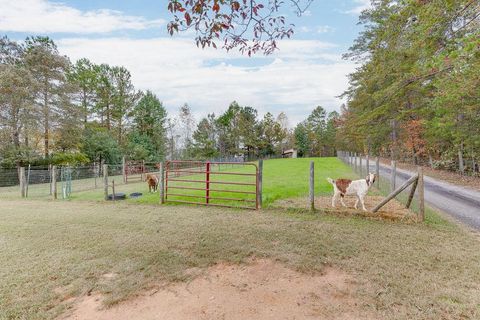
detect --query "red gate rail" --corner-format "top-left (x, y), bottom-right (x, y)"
top-left (164, 160), bottom-right (259, 210)
top-left (124, 160), bottom-right (145, 183)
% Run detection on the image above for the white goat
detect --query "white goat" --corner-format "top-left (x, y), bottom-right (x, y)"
top-left (327, 173), bottom-right (376, 211)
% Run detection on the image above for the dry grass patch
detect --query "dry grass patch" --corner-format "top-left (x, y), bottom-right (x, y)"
top-left (273, 195), bottom-right (418, 222)
top-left (0, 199), bottom-right (479, 320)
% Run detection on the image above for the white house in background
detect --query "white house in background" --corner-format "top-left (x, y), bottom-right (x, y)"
top-left (282, 149), bottom-right (297, 158)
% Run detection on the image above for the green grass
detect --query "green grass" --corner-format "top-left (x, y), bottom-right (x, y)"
top-left (70, 157), bottom-right (356, 207)
top-left (0, 199), bottom-right (479, 320)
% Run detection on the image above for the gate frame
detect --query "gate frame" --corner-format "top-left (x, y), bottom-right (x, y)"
top-left (124, 160), bottom-right (145, 183)
top-left (164, 160), bottom-right (260, 210)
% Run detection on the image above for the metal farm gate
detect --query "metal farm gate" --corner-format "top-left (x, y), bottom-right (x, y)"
top-left (124, 160), bottom-right (145, 183)
top-left (164, 160), bottom-right (260, 210)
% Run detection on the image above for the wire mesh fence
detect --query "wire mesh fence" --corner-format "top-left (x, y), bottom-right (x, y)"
top-left (0, 157), bottom-right (250, 201)
top-left (0, 164), bottom-right (132, 200)
top-left (0, 166), bottom-right (52, 199)
top-left (337, 151), bottom-right (424, 218)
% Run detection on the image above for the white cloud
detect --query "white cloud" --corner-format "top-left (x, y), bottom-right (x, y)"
top-left (299, 26), bottom-right (311, 33)
top-left (0, 0), bottom-right (164, 34)
top-left (345, 0), bottom-right (372, 15)
top-left (303, 10), bottom-right (312, 17)
top-left (57, 37), bottom-right (355, 124)
top-left (317, 25), bottom-right (335, 33)
top-left (299, 25), bottom-right (335, 34)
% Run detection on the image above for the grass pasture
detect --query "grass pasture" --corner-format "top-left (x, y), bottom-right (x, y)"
top-left (71, 157), bottom-right (356, 208)
top-left (1, 200), bottom-right (479, 319)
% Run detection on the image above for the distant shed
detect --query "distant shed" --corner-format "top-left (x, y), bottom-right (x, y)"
top-left (282, 149), bottom-right (298, 158)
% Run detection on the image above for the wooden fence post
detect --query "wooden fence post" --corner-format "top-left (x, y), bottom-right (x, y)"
top-left (26, 164), bottom-right (31, 198)
top-left (309, 161), bottom-right (315, 211)
top-left (103, 164), bottom-right (108, 200)
top-left (375, 157), bottom-right (380, 188)
top-left (51, 166), bottom-right (57, 200)
top-left (49, 164), bottom-right (53, 195)
top-left (258, 159), bottom-right (263, 209)
top-left (19, 167), bottom-right (26, 198)
top-left (418, 167), bottom-right (425, 221)
top-left (354, 153), bottom-right (358, 172)
top-left (160, 162), bottom-right (165, 204)
top-left (406, 177), bottom-right (418, 209)
top-left (390, 160), bottom-right (396, 192)
top-left (122, 157), bottom-right (126, 184)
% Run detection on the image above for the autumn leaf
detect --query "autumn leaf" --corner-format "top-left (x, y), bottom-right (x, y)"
top-left (185, 12), bottom-right (192, 26)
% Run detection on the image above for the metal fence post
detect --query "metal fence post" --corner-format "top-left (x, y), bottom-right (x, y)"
top-left (112, 180), bottom-right (116, 201)
top-left (51, 166), bottom-right (57, 200)
top-left (418, 167), bottom-right (425, 221)
top-left (60, 166), bottom-right (64, 199)
top-left (160, 162), bottom-right (165, 204)
top-left (390, 160), bottom-right (397, 192)
top-left (366, 155), bottom-right (370, 175)
top-left (94, 162), bottom-right (98, 188)
top-left (103, 164), bottom-right (108, 200)
top-left (359, 155), bottom-right (363, 176)
top-left (206, 162), bottom-right (210, 204)
top-left (258, 159), bottom-right (263, 209)
top-left (310, 161), bottom-right (315, 211)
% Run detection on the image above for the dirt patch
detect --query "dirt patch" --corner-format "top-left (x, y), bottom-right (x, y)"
top-left (61, 259), bottom-right (379, 320)
top-left (274, 195), bottom-right (418, 222)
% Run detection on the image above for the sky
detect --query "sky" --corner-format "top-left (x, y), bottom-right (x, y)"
top-left (0, 0), bottom-right (371, 125)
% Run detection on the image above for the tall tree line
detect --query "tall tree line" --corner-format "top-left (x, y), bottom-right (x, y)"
top-left (0, 36), bottom-right (168, 167)
top-left (339, 0), bottom-right (480, 173)
top-left (189, 103), bottom-right (338, 160)
top-left (1, 36), bottom-right (340, 166)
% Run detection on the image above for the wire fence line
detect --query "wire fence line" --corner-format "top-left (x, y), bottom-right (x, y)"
top-left (0, 156), bottom-right (248, 200)
top-left (0, 163), bottom-right (145, 200)
top-left (337, 151), bottom-right (424, 218)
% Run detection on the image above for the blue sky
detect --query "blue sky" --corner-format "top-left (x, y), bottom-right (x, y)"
top-left (0, 0), bottom-right (370, 125)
